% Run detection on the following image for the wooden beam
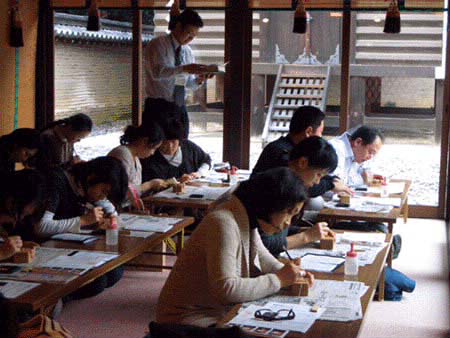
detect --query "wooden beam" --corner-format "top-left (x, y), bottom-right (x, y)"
top-left (132, 4), bottom-right (142, 127)
top-left (223, 0), bottom-right (252, 168)
top-left (339, 5), bottom-right (351, 133)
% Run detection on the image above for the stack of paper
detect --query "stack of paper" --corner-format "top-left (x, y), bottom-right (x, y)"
top-left (301, 280), bottom-right (369, 322)
top-left (153, 185), bottom-right (230, 201)
top-left (0, 280), bottom-right (40, 299)
top-left (120, 213), bottom-right (181, 233)
top-left (340, 232), bottom-right (386, 246)
top-left (298, 254), bottom-right (345, 272)
top-left (51, 233), bottom-right (98, 244)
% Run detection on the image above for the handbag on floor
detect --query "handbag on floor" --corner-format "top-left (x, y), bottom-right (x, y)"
top-left (18, 314), bottom-right (73, 338)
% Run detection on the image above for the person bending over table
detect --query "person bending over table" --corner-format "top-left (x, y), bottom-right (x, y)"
top-left (156, 167), bottom-right (313, 327)
top-left (0, 170), bottom-right (46, 261)
top-left (260, 137), bottom-right (338, 257)
top-left (0, 128), bottom-right (41, 175)
top-left (35, 157), bottom-right (128, 300)
top-left (35, 113), bottom-right (93, 171)
top-left (141, 118), bottom-right (211, 184)
top-left (108, 122), bottom-right (167, 198)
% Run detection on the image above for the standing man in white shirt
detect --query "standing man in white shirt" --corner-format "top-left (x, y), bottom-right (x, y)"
top-left (329, 125), bottom-right (384, 187)
top-left (143, 9), bottom-right (212, 138)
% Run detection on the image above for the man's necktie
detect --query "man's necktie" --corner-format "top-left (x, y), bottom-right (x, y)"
top-left (174, 46), bottom-right (185, 107)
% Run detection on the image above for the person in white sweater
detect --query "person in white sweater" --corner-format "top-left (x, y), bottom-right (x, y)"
top-left (156, 167), bottom-right (313, 327)
top-left (108, 122), bottom-right (167, 197)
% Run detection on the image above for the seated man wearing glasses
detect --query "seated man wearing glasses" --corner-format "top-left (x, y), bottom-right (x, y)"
top-left (329, 125), bottom-right (384, 188)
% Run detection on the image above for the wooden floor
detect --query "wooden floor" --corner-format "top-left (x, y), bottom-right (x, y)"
top-left (58, 218), bottom-right (449, 338)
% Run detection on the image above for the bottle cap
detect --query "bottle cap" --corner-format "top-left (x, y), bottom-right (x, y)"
top-left (347, 243), bottom-right (357, 258)
top-left (109, 217), bottom-right (118, 230)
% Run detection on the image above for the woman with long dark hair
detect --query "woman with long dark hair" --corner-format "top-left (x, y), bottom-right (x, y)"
top-left (0, 128), bottom-right (40, 174)
top-left (108, 122), bottom-right (166, 196)
top-left (37, 113), bottom-right (93, 169)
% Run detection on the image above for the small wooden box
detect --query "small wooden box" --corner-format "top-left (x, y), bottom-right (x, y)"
top-left (172, 183), bottom-right (185, 194)
top-left (13, 248), bottom-right (34, 264)
top-left (289, 278), bottom-right (309, 297)
top-left (339, 194), bottom-right (350, 206)
top-left (320, 235), bottom-right (336, 250)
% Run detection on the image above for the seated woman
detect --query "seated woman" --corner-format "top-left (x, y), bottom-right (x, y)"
top-left (108, 122), bottom-right (166, 197)
top-left (35, 156), bottom-right (128, 300)
top-left (0, 128), bottom-right (40, 174)
top-left (0, 170), bottom-right (46, 260)
top-left (156, 167), bottom-right (313, 327)
top-left (37, 113), bottom-right (93, 170)
top-left (35, 156), bottom-right (128, 238)
top-left (141, 118), bottom-right (211, 183)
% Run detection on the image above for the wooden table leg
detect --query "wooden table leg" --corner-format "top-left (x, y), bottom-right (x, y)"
top-left (176, 228), bottom-right (184, 255)
top-left (402, 198), bottom-right (409, 223)
top-left (377, 265), bottom-right (386, 301)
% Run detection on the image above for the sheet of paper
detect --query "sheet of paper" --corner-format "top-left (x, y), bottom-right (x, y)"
top-left (120, 213), bottom-right (181, 233)
top-left (128, 231), bottom-right (154, 238)
top-left (340, 232), bottom-right (386, 247)
top-left (51, 233), bottom-right (98, 244)
top-left (38, 251), bottom-right (118, 273)
top-left (0, 280), bottom-right (40, 299)
top-left (359, 196), bottom-right (402, 207)
top-left (305, 280), bottom-right (368, 322)
top-left (229, 302), bottom-right (324, 334)
top-left (299, 254), bottom-right (345, 273)
top-left (367, 182), bottom-right (405, 195)
top-left (153, 185), bottom-right (230, 201)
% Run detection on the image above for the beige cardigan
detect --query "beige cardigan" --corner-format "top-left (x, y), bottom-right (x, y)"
top-left (156, 196), bottom-right (284, 327)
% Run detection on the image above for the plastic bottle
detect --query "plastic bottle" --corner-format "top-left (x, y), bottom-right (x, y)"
top-left (344, 243), bottom-right (358, 276)
top-left (105, 216), bottom-right (119, 246)
top-left (380, 179), bottom-right (389, 198)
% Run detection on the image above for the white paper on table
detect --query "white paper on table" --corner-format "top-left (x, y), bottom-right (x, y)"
top-left (339, 232), bottom-right (386, 247)
top-left (153, 185), bottom-right (230, 201)
top-left (120, 213), bottom-right (180, 233)
top-left (367, 182), bottom-right (405, 195)
top-left (38, 251), bottom-right (118, 273)
top-left (128, 231), bottom-right (154, 238)
top-left (305, 280), bottom-right (368, 322)
top-left (299, 254), bottom-right (345, 273)
top-left (359, 196), bottom-right (402, 207)
top-left (323, 199), bottom-right (393, 213)
top-left (32, 247), bottom-right (76, 267)
top-left (0, 280), bottom-right (40, 299)
top-left (229, 302), bottom-right (324, 333)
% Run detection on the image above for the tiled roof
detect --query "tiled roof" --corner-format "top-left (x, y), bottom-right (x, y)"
top-left (55, 24), bottom-right (154, 44)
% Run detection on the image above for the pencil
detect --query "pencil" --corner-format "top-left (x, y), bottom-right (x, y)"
top-left (282, 245), bottom-right (294, 261)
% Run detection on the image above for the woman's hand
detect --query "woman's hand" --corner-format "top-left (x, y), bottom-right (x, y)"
top-left (80, 207), bottom-right (104, 227)
top-left (305, 222), bottom-right (334, 242)
top-left (276, 258), bottom-right (302, 288)
top-left (180, 173), bottom-right (199, 183)
top-left (0, 236), bottom-right (23, 260)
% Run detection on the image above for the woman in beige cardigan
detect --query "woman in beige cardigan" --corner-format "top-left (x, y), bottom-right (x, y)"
top-left (156, 167), bottom-right (312, 327)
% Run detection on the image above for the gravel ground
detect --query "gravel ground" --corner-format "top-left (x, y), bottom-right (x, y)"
top-left (75, 130), bottom-right (440, 207)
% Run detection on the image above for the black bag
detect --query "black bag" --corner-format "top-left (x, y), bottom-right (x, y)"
top-left (148, 322), bottom-right (251, 338)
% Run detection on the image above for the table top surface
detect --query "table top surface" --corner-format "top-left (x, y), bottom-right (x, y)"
top-left (318, 179), bottom-right (411, 223)
top-left (7, 216), bottom-right (194, 312)
top-left (221, 233), bottom-right (393, 338)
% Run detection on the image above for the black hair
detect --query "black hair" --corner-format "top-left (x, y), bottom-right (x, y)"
top-left (176, 9), bottom-right (204, 28)
top-left (70, 156), bottom-right (128, 205)
top-left (289, 136), bottom-right (338, 173)
top-left (234, 167), bottom-right (307, 223)
top-left (120, 123), bottom-right (165, 147)
top-left (43, 113), bottom-right (93, 133)
top-left (0, 169), bottom-right (46, 224)
top-left (161, 118), bottom-right (185, 141)
top-left (350, 125), bottom-right (385, 145)
top-left (142, 98), bottom-right (179, 128)
top-left (0, 128), bottom-right (40, 150)
top-left (289, 106), bottom-right (325, 135)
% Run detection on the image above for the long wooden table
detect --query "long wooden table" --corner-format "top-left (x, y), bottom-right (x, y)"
top-left (7, 216), bottom-right (194, 312)
top-left (317, 179), bottom-right (411, 234)
top-left (221, 234), bottom-right (393, 338)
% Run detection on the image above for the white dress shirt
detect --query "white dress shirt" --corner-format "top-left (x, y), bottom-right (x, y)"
top-left (144, 34), bottom-right (199, 102)
top-left (329, 132), bottom-right (371, 187)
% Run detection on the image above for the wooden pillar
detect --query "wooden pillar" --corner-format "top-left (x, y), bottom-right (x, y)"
top-left (442, 1), bottom-right (450, 220)
top-left (35, 0), bottom-right (54, 129)
top-left (132, 2), bottom-right (142, 127)
top-left (339, 4), bottom-right (351, 134)
top-left (223, 0), bottom-right (252, 168)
